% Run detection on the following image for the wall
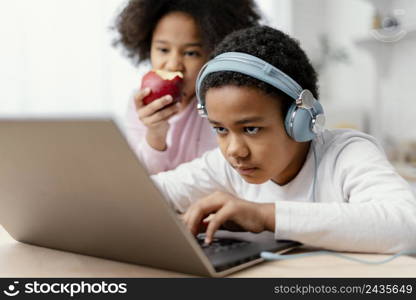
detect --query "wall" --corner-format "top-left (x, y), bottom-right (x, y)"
top-left (0, 0), bottom-right (137, 120)
top-left (288, 0), bottom-right (416, 145)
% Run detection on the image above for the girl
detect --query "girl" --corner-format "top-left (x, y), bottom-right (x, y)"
top-left (114, 0), bottom-right (261, 174)
top-left (152, 26), bottom-right (416, 253)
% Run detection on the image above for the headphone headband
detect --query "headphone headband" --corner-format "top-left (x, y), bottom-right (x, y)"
top-left (196, 52), bottom-right (305, 115)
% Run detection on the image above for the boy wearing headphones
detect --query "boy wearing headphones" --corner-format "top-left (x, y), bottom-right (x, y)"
top-left (152, 26), bottom-right (416, 253)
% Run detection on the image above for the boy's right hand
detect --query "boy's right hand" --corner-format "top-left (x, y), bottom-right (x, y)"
top-left (134, 88), bottom-right (179, 151)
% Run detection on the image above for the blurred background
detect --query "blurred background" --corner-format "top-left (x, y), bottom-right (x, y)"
top-left (1, 0), bottom-right (415, 183)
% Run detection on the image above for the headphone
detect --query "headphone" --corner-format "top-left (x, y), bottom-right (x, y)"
top-left (195, 52), bottom-right (325, 142)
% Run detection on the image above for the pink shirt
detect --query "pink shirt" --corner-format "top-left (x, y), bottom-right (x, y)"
top-left (124, 96), bottom-right (218, 174)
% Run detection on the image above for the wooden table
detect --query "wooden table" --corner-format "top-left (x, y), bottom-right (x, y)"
top-left (1, 226), bottom-right (415, 278)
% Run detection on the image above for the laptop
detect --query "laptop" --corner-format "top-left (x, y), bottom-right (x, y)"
top-left (0, 117), bottom-right (299, 277)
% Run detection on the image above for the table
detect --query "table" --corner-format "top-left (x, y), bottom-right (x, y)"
top-left (1, 226), bottom-right (415, 278)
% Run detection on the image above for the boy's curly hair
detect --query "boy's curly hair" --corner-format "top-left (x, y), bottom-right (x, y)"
top-left (113, 0), bottom-right (261, 65)
top-left (201, 26), bottom-right (319, 117)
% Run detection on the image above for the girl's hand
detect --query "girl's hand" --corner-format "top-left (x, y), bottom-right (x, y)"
top-left (182, 191), bottom-right (275, 244)
top-left (134, 88), bottom-right (179, 151)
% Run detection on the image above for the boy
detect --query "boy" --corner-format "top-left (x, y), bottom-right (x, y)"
top-left (152, 26), bottom-right (416, 253)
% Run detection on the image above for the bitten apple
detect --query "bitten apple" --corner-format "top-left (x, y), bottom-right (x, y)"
top-left (141, 70), bottom-right (184, 105)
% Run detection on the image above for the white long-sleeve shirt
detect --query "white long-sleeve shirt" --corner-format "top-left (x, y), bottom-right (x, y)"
top-left (152, 129), bottom-right (416, 254)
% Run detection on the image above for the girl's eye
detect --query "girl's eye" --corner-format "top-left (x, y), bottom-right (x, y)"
top-left (157, 48), bottom-right (169, 53)
top-left (213, 127), bottom-right (228, 135)
top-left (244, 127), bottom-right (260, 135)
top-left (184, 50), bottom-right (200, 57)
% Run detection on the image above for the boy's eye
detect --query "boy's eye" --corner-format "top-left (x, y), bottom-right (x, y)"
top-left (213, 127), bottom-right (228, 135)
top-left (244, 127), bottom-right (260, 135)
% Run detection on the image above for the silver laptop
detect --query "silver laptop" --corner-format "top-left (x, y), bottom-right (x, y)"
top-left (0, 117), bottom-right (298, 277)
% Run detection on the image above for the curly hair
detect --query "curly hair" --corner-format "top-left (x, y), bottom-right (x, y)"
top-left (113, 0), bottom-right (261, 65)
top-left (201, 26), bottom-right (319, 117)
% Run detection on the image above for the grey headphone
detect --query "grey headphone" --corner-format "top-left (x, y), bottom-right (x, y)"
top-left (195, 52), bottom-right (325, 142)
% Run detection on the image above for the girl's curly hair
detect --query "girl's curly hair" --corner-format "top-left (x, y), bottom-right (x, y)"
top-left (113, 0), bottom-right (261, 65)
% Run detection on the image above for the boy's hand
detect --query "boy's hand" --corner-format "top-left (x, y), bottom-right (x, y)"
top-left (134, 88), bottom-right (179, 151)
top-left (182, 191), bottom-right (275, 244)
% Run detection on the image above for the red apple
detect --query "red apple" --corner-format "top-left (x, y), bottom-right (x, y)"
top-left (141, 70), bottom-right (184, 105)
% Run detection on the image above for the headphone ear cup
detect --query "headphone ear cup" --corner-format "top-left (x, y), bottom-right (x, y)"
top-left (284, 102), bottom-right (297, 139)
top-left (284, 103), bottom-right (315, 142)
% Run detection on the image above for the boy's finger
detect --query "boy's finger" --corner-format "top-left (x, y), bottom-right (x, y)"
top-left (186, 208), bottom-right (206, 236)
top-left (202, 214), bottom-right (215, 223)
top-left (187, 198), bottom-right (225, 236)
top-left (204, 208), bottom-right (232, 244)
